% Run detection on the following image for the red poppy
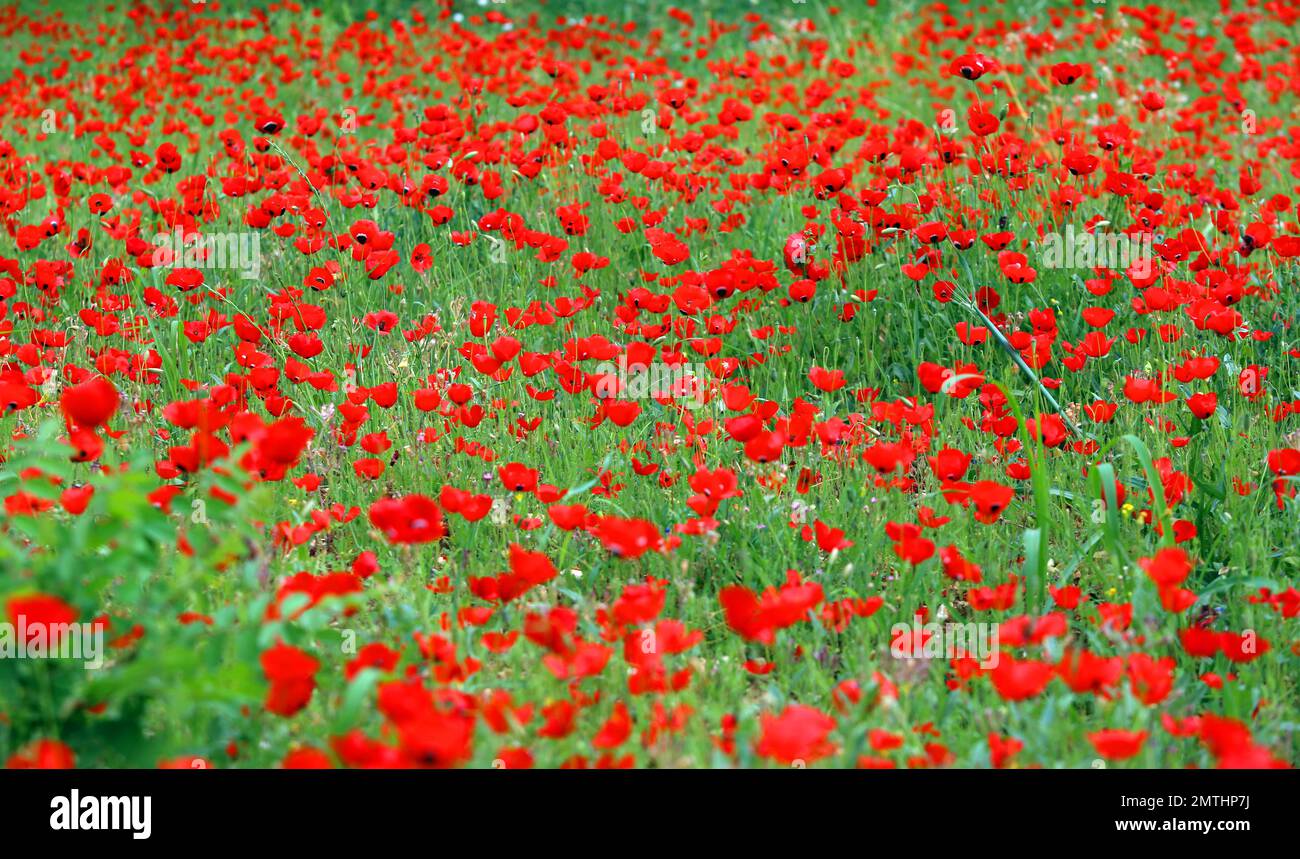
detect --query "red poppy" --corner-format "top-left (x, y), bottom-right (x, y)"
top-left (1088, 730), bottom-right (1148, 761)
top-left (755, 705), bottom-right (837, 765)
top-left (261, 643), bottom-right (320, 717)
top-left (368, 494), bottom-right (446, 544)
top-left (60, 375), bottom-right (119, 429)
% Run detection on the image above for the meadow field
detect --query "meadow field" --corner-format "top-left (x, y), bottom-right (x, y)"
top-left (0, 0), bottom-right (1298, 769)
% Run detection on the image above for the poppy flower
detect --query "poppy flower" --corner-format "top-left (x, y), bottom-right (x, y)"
top-left (60, 375), bottom-right (119, 429)
top-left (368, 494), bottom-right (446, 544)
top-left (719, 571), bottom-right (823, 645)
top-left (6, 594), bottom-right (78, 646)
top-left (969, 481), bottom-right (1014, 524)
top-left (6, 739), bottom-right (76, 769)
top-left (1087, 730), bottom-right (1148, 761)
top-left (755, 705), bottom-right (837, 765)
top-left (261, 643), bottom-right (319, 717)
top-left (590, 516), bottom-right (663, 559)
top-left (990, 657), bottom-right (1054, 701)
